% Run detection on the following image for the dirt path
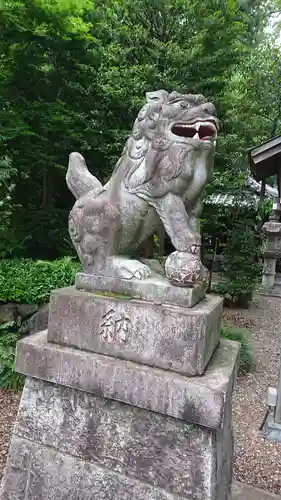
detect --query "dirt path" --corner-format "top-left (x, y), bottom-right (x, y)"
top-left (224, 296), bottom-right (281, 494)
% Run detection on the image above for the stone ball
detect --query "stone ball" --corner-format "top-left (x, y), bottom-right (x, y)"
top-left (165, 251), bottom-right (205, 287)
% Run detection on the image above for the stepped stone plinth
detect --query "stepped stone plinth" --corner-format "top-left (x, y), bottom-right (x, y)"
top-left (0, 273), bottom-right (239, 500)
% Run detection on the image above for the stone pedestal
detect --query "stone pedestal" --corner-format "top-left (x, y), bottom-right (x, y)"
top-left (264, 348), bottom-right (281, 442)
top-left (47, 287), bottom-right (222, 376)
top-left (0, 274), bottom-right (239, 500)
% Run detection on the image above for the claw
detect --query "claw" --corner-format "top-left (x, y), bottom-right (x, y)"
top-left (190, 245), bottom-right (200, 255)
top-left (110, 257), bottom-right (152, 280)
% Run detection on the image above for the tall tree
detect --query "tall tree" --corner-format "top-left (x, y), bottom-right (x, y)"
top-left (221, 42), bottom-right (281, 191)
top-left (0, 0), bottom-right (276, 257)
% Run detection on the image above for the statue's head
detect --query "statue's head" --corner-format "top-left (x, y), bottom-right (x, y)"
top-left (112, 89), bottom-right (219, 194)
top-left (132, 90), bottom-right (218, 153)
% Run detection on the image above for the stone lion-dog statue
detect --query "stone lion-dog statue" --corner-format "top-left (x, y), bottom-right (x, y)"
top-left (66, 89), bottom-right (218, 286)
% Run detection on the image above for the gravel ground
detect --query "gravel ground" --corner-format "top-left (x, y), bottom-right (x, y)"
top-left (0, 295), bottom-right (281, 493)
top-left (224, 296), bottom-right (281, 495)
top-left (0, 390), bottom-right (21, 480)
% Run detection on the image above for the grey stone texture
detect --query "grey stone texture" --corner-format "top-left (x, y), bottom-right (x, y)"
top-left (1, 375), bottom-right (234, 500)
top-left (164, 250), bottom-right (207, 286)
top-left (262, 221), bottom-right (281, 288)
top-left (27, 304), bottom-right (49, 335)
top-left (1, 282), bottom-right (239, 500)
top-left (262, 221), bottom-right (281, 258)
top-left (75, 269), bottom-right (206, 308)
top-left (0, 303), bottom-right (18, 324)
top-left (232, 481), bottom-right (281, 500)
top-left (262, 257), bottom-right (277, 288)
top-left (264, 413), bottom-right (281, 443)
top-left (0, 301), bottom-right (49, 336)
top-left (67, 91), bottom-right (218, 283)
top-left (0, 302), bottom-right (38, 326)
top-left (47, 286), bottom-right (222, 376)
top-left (16, 330), bottom-right (238, 430)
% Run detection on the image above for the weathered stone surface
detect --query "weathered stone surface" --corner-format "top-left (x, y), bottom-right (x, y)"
top-left (0, 302), bottom-right (39, 330)
top-left (0, 376), bottom-right (233, 499)
top-left (75, 270), bottom-right (206, 308)
top-left (165, 250), bottom-right (207, 287)
top-left (0, 437), bottom-right (180, 500)
top-left (47, 287), bottom-right (222, 376)
top-left (262, 257), bottom-right (277, 288)
top-left (262, 221), bottom-right (281, 258)
top-left (262, 221), bottom-right (281, 287)
top-left (16, 304), bottom-right (38, 320)
top-left (0, 303), bottom-right (17, 325)
top-left (16, 330), bottom-right (239, 430)
top-left (27, 303), bottom-right (49, 335)
top-left (264, 413), bottom-right (281, 443)
top-left (67, 91), bottom-right (218, 284)
top-left (232, 481), bottom-right (281, 500)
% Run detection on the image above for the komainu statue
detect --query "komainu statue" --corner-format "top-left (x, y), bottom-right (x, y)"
top-left (66, 90), bottom-right (218, 285)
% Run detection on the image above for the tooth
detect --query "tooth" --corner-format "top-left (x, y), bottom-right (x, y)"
top-left (193, 132), bottom-right (199, 139)
top-left (195, 122), bottom-right (200, 131)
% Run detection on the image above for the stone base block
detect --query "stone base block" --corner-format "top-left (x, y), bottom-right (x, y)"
top-left (47, 287), bottom-right (223, 376)
top-left (1, 374), bottom-right (235, 500)
top-left (15, 330), bottom-right (238, 430)
top-left (264, 413), bottom-right (281, 443)
top-left (75, 267), bottom-right (206, 308)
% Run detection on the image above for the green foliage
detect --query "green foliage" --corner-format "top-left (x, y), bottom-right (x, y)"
top-left (220, 325), bottom-right (255, 374)
top-left (222, 44), bottom-right (281, 171)
top-left (0, 257), bottom-right (81, 304)
top-left (0, 255), bottom-right (81, 389)
top-left (0, 321), bottom-right (25, 390)
top-left (0, 0), bottom-right (276, 258)
top-left (213, 215), bottom-right (262, 307)
top-left (1, 209), bottom-right (73, 259)
top-left (201, 196), bottom-right (267, 307)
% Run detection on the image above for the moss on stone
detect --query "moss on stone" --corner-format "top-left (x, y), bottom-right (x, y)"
top-left (93, 290), bottom-right (132, 300)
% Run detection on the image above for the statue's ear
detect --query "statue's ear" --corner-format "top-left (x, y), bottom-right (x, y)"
top-left (146, 90), bottom-right (168, 104)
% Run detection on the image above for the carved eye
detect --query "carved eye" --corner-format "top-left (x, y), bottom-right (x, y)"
top-left (180, 101), bottom-right (189, 108)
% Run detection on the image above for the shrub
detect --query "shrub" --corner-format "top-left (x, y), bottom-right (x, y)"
top-left (213, 221), bottom-right (262, 307)
top-left (0, 257), bottom-right (81, 389)
top-left (220, 325), bottom-right (255, 374)
top-left (201, 196), bottom-right (268, 307)
top-left (0, 321), bottom-right (25, 390)
top-left (0, 257), bottom-right (81, 304)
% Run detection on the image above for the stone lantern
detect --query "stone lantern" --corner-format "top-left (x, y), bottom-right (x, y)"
top-left (249, 135), bottom-right (281, 289)
top-left (261, 219), bottom-right (281, 288)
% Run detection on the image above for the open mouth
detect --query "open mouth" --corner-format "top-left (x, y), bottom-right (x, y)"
top-left (171, 120), bottom-right (218, 142)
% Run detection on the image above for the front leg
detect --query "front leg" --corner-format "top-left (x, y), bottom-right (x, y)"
top-left (188, 199), bottom-right (202, 234)
top-left (148, 193), bottom-right (206, 286)
top-left (150, 193), bottom-right (201, 253)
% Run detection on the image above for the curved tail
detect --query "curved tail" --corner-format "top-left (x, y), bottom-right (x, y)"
top-left (66, 152), bottom-right (102, 200)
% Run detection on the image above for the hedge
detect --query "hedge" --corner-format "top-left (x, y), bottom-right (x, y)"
top-left (0, 257), bottom-right (81, 304)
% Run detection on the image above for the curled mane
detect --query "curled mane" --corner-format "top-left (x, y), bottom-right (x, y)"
top-left (111, 90), bottom-right (207, 194)
top-left (111, 91), bottom-right (169, 187)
